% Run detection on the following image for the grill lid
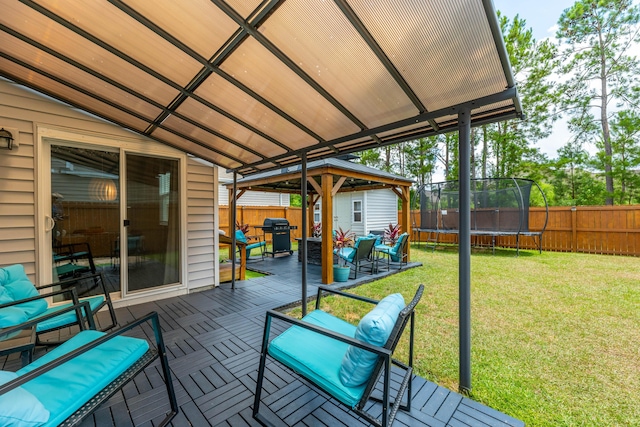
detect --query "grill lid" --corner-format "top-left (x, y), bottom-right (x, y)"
top-left (263, 218), bottom-right (290, 227)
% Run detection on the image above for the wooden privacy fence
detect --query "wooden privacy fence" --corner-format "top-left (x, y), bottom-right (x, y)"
top-left (220, 206), bottom-right (304, 240)
top-left (221, 205), bottom-right (640, 256)
top-left (410, 205), bottom-right (640, 256)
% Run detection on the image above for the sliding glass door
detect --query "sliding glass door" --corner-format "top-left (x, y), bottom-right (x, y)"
top-left (125, 154), bottom-right (180, 292)
top-left (48, 143), bottom-right (181, 297)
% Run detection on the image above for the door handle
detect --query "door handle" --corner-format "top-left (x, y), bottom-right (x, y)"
top-left (45, 216), bottom-right (55, 231)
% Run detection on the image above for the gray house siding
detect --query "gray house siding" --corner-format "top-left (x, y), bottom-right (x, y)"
top-left (187, 158), bottom-right (217, 290)
top-left (362, 189), bottom-right (398, 233)
top-left (1, 81), bottom-right (43, 281)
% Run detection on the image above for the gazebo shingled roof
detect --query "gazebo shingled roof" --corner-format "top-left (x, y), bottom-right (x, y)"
top-left (230, 157), bottom-right (414, 193)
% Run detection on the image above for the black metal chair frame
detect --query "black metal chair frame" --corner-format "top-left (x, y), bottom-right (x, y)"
top-left (343, 237), bottom-right (377, 279)
top-left (0, 294), bottom-right (94, 367)
top-left (34, 272), bottom-right (118, 345)
top-left (376, 234), bottom-right (409, 271)
top-left (0, 311), bottom-right (178, 427)
top-left (53, 242), bottom-right (96, 279)
top-left (237, 232), bottom-right (266, 262)
top-left (253, 284), bottom-right (424, 427)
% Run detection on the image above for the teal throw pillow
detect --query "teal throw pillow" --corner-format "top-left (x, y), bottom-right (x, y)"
top-left (339, 293), bottom-right (405, 387)
top-left (1, 265), bottom-right (48, 318)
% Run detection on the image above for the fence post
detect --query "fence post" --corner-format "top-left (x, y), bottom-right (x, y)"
top-left (571, 206), bottom-right (577, 252)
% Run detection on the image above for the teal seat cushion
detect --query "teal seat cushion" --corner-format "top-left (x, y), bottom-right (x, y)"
top-left (246, 241), bottom-right (265, 257)
top-left (0, 265), bottom-right (48, 318)
top-left (339, 293), bottom-right (405, 387)
top-left (17, 330), bottom-right (149, 427)
top-left (0, 371), bottom-right (50, 426)
top-left (335, 247), bottom-right (356, 262)
top-left (268, 310), bottom-right (367, 407)
top-left (34, 296), bottom-right (104, 333)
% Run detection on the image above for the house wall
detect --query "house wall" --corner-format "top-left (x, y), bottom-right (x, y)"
top-left (330, 189), bottom-right (398, 236)
top-left (363, 189), bottom-right (398, 233)
top-left (218, 170), bottom-right (290, 207)
top-left (0, 79), bottom-right (218, 297)
top-left (187, 158), bottom-right (217, 290)
top-left (0, 83), bottom-right (37, 279)
top-left (217, 184), bottom-right (290, 206)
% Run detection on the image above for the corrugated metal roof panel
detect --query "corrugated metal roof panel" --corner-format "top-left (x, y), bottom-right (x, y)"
top-left (0, 0), bottom-right (521, 174)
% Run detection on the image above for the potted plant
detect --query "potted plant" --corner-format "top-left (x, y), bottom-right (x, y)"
top-left (333, 227), bottom-right (355, 282)
top-left (312, 222), bottom-right (322, 238)
top-left (236, 221), bottom-right (250, 236)
top-left (384, 223), bottom-right (401, 245)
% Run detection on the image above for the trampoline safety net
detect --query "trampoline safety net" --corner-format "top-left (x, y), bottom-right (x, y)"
top-left (417, 178), bottom-right (546, 234)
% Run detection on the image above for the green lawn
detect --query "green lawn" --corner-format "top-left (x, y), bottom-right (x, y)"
top-left (293, 245), bottom-right (640, 427)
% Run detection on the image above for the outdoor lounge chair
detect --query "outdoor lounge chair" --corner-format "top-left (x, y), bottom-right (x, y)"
top-left (236, 229), bottom-right (266, 261)
top-left (254, 284), bottom-right (424, 427)
top-left (0, 311), bottom-right (178, 427)
top-left (0, 264), bottom-right (117, 346)
top-left (375, 233), bottom-right (409, 271)
top-left (334, 236), bottom-right (377, 279)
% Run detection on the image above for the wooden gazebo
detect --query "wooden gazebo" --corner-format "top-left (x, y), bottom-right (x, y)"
top-left (227, 158), bottom-right (413, 284)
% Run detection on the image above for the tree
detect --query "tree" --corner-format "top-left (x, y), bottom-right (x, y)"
top-left (556, 0), bottom-right (640, 205)
top-left (608, 110), bottom-right (640, 203)
top-left (551, 140), bottom-right (607, 205)
top-left (471, 13), bottom-right (557, 181)
top-left (404, 137), bottom-right (439, 188)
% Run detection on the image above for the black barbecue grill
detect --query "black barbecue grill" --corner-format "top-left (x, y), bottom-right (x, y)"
top-left (258, 218), bottom-right (298, 257)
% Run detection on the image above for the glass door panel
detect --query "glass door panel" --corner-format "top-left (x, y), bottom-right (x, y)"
top-left (125, 154), bottom-right (180, 292)
top-left (50, 145), bottom-right (121, 297)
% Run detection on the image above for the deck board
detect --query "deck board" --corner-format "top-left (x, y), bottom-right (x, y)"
top-left (1, 255), bottom-right (524, 426)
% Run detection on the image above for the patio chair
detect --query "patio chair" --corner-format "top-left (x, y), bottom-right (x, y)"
top-left (53, 242), bottom-right (96, 279)
top-left (1, 297), bottom-right (94, 367)
top-left (0, 311), bottom-right (178, 427)
top-left (375, 233), bottom-right (409, 271)
top-left (254, 284), bottom-right (424, 427)
top-left (235, 229), bottom-right (266, 261)
top-left (334, 236), bottom-right (377, 279)
top-left (0, 264), bottom-right (117, 346)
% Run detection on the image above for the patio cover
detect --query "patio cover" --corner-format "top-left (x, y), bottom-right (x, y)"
top-left (0, 0), bottom-right (522, 393)
top-left (0, 0), bottom-right (521, 176)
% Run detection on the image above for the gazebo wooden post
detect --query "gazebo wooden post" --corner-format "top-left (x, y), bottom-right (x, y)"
top-left (227, 185), bottom-right (246, 280)
top-left (321, 173), bottom-right (333, 284)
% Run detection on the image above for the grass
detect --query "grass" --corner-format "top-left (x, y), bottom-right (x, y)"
top-left (289, 245), bottom-right (640, 427)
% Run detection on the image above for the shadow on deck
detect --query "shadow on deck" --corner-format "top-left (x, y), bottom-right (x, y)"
top-left (1, 255), bottom-right (524, 427)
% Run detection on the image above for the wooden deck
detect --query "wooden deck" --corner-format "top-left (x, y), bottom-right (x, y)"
top-left (1, 255), bottom-right (524, 427)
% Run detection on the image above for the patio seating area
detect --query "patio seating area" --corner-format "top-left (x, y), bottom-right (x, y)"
top-left (1, 255), bottom-right (523, 427)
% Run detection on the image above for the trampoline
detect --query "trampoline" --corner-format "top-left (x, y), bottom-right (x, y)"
top-left (413, 178), bottom-right (548, 254)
